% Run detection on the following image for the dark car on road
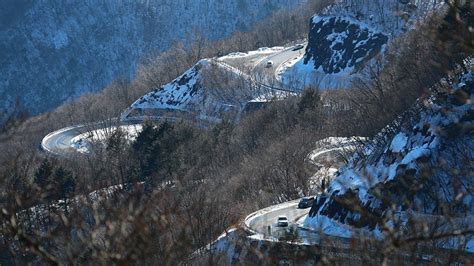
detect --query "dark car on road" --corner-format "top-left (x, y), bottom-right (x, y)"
top-left (298, 196), bottom-right (315, 209)
top-left (292, 44), bottom-right (304, 51)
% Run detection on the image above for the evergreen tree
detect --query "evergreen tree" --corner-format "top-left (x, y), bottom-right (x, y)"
top-left (297, 87), bottom-right (321, 114)
top-left (106, 127), bottom-right (126, 154)
top-left (133, 121), bottom-right (160, 181)
top-left (53, 167), bottom-right (75, 214)
top-left (132, 121), bottom-right (180, 190)
top-left (54, 167), bottom-right (75, 199)
top-left (297, 87), bottom-right (323, 130)
top-left (34, 159), bottom-right (53, 192)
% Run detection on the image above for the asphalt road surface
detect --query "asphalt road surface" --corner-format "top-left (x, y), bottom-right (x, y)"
top-left (244, 200), bottom-right (323, 245)
top-left (41, 124), bottom-right (90, 156)
top-left (221, 43), bottom-right (306, 89)
top-left (42, 44), bottom-right (307, 157)
top-left (243, 143), bottom-right (355, 245)
top-left (41, 121), bottom-right (141, 157)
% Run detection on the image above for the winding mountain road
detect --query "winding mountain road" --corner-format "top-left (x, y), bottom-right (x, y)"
top-left (42, 44), bottom-right (308, 157)
top-left (252, 44), bottom-right (305, 84)
top-left (41, 124), bottom-right (92, 156)
top-left (221, 43), bottom-right (306, 90)
top-left (242, 142), bottom-right (356, 244)
top-left (41, 122), bottom-right (142, 157)
top-left (244, 200), bottom-right (322, 244)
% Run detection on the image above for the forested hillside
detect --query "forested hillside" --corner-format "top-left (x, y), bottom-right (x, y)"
top-left (0, 0), bottom-right (471, 264)
top-left (0, 0), bottom-right (303, 123)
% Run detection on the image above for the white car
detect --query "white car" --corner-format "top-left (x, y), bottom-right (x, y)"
top-left (266, 60), bottom-right (274, 68)
top-left (276, 216), bottom-right (289, 227)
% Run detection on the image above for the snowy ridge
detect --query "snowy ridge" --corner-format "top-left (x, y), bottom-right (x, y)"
top-left (130, 60), bottom-right (207, 111)
top-left (304, 70), bottom-right (474, 250)
top-left (123, 59), bottom-right (258, 122)
top-left (123, 51), bottom-right (299, 122)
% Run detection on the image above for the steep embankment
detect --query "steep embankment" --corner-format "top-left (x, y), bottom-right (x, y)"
top-left (305, 70), bottom-right (473, 251)
top-left (281, 0), bottom-right (442, 89)
top-left (122, 59), bottom-right (263, 122)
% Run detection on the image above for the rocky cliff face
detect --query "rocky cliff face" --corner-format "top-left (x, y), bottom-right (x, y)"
top-left (305, 69), bottom-right (473, 238)
top-left (282, 0), bottom-right (442, 89)
top-left (303, 16), bottom-right (388, 74)
top-left (0, 0), bottom-right (302, 123)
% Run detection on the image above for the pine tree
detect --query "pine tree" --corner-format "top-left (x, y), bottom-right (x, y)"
top-left (298, 87), bottom-right (321, 114)
top-left (133, 121), bottom-right (160, 181)
top-left (54, 167), bottom-right (75, 199)
top-left (34, 159), bottom-right (53, 192)
top-left (106, 127), bottom-right (126, 154)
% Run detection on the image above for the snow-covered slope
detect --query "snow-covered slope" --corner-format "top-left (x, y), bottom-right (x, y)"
top-left (282, 0), bottom-right (442, 89)
top-left (0, 0), bottom-right (304, 123)
top-left (304, 70), bottom-right (473, 249)
top-left (122, 59), bottom-right (271, 122)
top-left (130, 61), bottom-right (205, 112)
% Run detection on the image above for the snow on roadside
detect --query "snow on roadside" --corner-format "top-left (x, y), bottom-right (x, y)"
top-left (308, 137), bottom-right (366, 194)
top-left (217, 46), bottom-right (285, 60)
top-left (308, 137), bottom-right (365, 162)
top-left (70, 124), bottom-right (143, 154)
top-left (249, 90), bottom-right (296, 103)
top-left (281, 58), bottom-right (354, 90)
top-left (303, 213), bottom-right (353, 238)
top-left (41, 125), bottom-right (82, 155)
top-left (275, 52), bottom-right (305, 82)
top-left (244, 200), bottom-right (300, 231)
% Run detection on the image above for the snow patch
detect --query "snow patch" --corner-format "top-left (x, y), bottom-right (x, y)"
top-left (218, 46), bottom-right (285, 60)
top-left (389, 133), bottom-right (408, 153)
top-left (70, 125), bottom-right (143, 154)
top-left (401, 147), bottom-right (430, 164)
top-left (303, 214), bottom-right (353, 238)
